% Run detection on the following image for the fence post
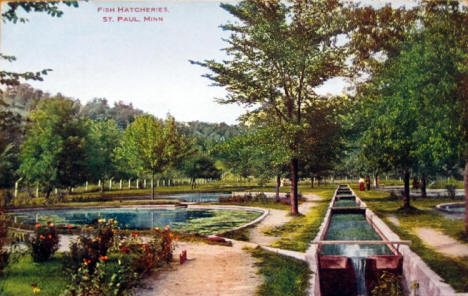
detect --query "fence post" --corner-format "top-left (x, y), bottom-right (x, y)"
top-left (109, 178), bottom-right (113, 191)
top-left (120, 179), bottom-right (122, 190)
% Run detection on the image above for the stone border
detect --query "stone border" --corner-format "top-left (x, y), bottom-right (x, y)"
top-left (350, 188), bottom-right (467, 296)
top-left (435, 202), bottom-right (465, 216)
top-left (305, 186), bottom-right (339, 296)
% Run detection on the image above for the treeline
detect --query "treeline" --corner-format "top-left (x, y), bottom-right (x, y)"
top-left (193, 0), bottom-right (468, 217)
top-left (0, 85), bottom-right (239, 197)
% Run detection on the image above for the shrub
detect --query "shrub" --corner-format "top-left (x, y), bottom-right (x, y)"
top-left (63, 258), bottom-right (137, 296)
top-left (69, 219), bottom-right (115, 271)
top-left (64, 225), bottom-right (176, 296)
top-left (116, 227), bottom-right (175, 276)
top-left (30, 222), bottom-right (59, 262)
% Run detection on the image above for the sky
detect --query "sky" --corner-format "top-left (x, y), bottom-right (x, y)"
top-left (1, 0), bottom-right (413, 124)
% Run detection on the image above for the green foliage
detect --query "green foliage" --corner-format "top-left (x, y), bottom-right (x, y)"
top-left (86, 119), bottom-right (122, 181)
top-left (182, 155), bottom-right (221, 185)
top-left (64, 226), bottom-right (176, 296)
top-left (249, 247), bottom-right (310, 296)
top-left (19, 97), bottom-right (88, 196)
top-left (117, 115), bottom-right (192, 182)
top-left (69, 220), bottom-right (116, 271)
top-left (30, 222), bottom-right (59, 262)
top-left (356, 3), bottom-right (467, 179)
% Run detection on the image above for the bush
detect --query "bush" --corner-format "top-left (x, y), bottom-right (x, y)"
top-left (30, 222), bottom-right (59, 262)
top-left (116, 227), bottom-right (175, 276)
top-left (63, 259), bottom-right (137, 296)
top-left (69, 219), bottom-right (115, 271)
top-left (64, 225), bottom-right (176, 296)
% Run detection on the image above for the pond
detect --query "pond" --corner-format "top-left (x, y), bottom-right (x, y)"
top-left (9, 207), bottom-right (262, 235)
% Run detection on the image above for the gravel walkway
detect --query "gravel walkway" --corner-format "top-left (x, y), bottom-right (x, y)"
top-left (414, 227), bottom-right (468, 257)
top-left (135, 240), bottom-right (260, 296)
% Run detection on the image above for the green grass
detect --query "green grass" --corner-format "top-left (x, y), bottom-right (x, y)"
top-left (354, 188), bottom-right (468, 292)
top-left (264, 186), bottom-right (335, 252)
top-left (249, 247), bottom-right (310, 296)
top-left (0, 254), bottom-right (67, 296)
top-left (222, 226), bottom-right (252, 241)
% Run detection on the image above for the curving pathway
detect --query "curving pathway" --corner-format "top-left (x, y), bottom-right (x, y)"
top-left (134, 193), bottom-right (322, 296)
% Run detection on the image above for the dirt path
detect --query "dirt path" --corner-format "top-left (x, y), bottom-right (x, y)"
top-left (135, 240), bottom-right (261, 296)
top-left (248, 193), bottom-right (321, 246)
top-left (414, 227), bottom-right (468, 257)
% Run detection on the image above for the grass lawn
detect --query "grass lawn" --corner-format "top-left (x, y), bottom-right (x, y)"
top-left (249, 247), bottom-right (310, 296)
top-left (264, 185), bottom-right (335, 252)
top-left (354, 187), bottom-right (468, 292)
top-left (0, 253), bottom-right (68, 296)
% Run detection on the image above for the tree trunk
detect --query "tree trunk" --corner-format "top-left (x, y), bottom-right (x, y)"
top-left (45, 188), bottom-right (51, 199)
top-left (373, 174), bottom-right (379, 188)
top-left (275, 174), bottom-right (280, 202)
top-left (290, 158), bottom-right (299, 215)
top-left (191, 178), bottom-right (195, 189)
top-left (151, 170), bottom-right (155, 200)
top-left (464, 160), bottom-right (468, 237)
top-left (403, 169), bottom-right (411, 209)
top-left (421, 175), bottom-right (427, 198)
top-left (310, 176), bottom-right (314, 188)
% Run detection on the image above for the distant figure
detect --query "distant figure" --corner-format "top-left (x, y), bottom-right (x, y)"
top-left (359, 177), bottom-right (365, 191)
top-left (365, 176), bottom-right (371, 190)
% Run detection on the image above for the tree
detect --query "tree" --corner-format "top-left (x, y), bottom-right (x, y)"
top-left (193, 0), bottom-right (349, 215)
top-left (85, 119), bottom-right (122, 187)
top-left (19, 97), bottom-right (88, 197)
top-left (357, 2), bottom-right (468, 210)
top-left (182, 155), bottom-right (221, 189)
top-left (119, 115), bottom-right (191, 199)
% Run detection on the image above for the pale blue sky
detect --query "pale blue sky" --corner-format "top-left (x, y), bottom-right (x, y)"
top-left (1, 1), bottom-right (411, 124)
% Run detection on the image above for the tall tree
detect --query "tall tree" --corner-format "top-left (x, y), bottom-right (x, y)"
top-left (357, 2), bottom-right (468, 210)
top-left (193, 0), bottom-right (348, 215)
top-left (19, 97), bottom-right (88, 197)
top-left (119, 115), bottom-right (191, 199)
top-left (85, 119), bottom-right (122, 186)
top-left (182, 155), bottom-right (221, 189)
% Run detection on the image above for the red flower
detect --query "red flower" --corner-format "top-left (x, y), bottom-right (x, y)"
top-left (67, 224), bottom-right (73, 229)
top-left (120, 246), bottom-right (130, 253)
top-left (99, 255), bottom-right (108, 262)
top-left (131, 232), bottom-right (138, 237)
top-left (39, 235), bottom-right (45, 240)
top-left (35, 223), bottom-right (41, 228)
top-left (48, 234), bottom-right (52, 239)
top-left (164, 225), bottom-right (170, 230)
top-left (153, 227), bottom-right (160, 232)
